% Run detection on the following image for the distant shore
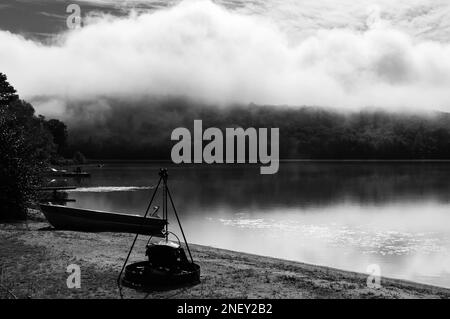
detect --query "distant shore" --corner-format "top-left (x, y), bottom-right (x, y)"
top-left (0, 210), bottom-right (449, 299)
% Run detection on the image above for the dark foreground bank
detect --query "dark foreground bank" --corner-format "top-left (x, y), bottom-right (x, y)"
top-left (0, 210), bottom-right (449, 299)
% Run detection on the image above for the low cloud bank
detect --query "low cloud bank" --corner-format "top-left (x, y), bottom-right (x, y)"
top-left (1, 0), bottom-right (450, 115)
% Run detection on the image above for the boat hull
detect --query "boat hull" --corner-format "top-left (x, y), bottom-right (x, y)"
top-left (39, 204), bottom-right (166, 237)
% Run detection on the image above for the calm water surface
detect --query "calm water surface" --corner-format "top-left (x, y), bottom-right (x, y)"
top-left (66, 162), bottom-right (450, 288)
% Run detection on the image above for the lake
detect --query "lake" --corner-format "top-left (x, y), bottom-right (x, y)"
top-left (65, 161), bottom-right (450, 288)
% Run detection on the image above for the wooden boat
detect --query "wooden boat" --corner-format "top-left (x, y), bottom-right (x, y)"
top-left (45, 167), bottom-right (66, 177)
top-left (46, 168), bottom-right (91, 178)
top-left (39, 204), bottom-right (167, 237)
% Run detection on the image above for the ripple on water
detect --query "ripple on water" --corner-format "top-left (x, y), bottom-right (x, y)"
top-left (212, 215), bottom-right (449, 257)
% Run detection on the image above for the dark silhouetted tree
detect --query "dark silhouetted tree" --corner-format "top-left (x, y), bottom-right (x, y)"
top-left (73, 151), bottom-right (87, 164)
top-left (0, 73), bottom-right (54, 220)
top-left (45, 119), bottom-right (68, 156)
top-left (0, 73), bottom-right (18, 108)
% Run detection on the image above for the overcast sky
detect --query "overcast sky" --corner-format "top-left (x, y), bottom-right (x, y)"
top-left (1, 0), bottom-right (450, 115)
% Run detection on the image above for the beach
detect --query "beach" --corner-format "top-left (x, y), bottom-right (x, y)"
top-left (0, 209), bottom-right (449, 299)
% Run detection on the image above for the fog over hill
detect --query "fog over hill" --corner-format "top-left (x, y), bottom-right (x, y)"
top-left (1, 0), bottom-right (450, 159)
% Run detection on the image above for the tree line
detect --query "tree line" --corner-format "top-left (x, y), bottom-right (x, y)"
top-left (68, 98), bottom-right (450, 160)
top-left (0, 73), bottom-right (74, 219)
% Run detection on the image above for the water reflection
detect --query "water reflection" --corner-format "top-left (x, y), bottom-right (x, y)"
top-left (67, 162), bottom-right (450, 288)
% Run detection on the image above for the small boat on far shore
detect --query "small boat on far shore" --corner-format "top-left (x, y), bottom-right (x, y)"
top-left (39, 204), bottom-right (167, 237)
top-left (46, 167), bottom-right (91, 178)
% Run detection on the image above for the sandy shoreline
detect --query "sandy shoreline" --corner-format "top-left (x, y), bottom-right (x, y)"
top-left (1, 210), bottom-right (449, 299)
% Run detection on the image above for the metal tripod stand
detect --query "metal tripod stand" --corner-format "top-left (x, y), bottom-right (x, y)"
top-left (117, 168), bottom-right (194, 295)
